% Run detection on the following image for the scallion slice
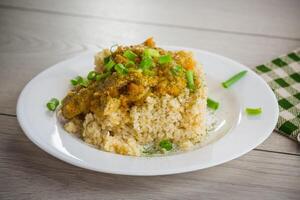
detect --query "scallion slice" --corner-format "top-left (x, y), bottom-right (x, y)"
top-left (222, 70), bottom-right (247, 88)
top-left (123, 50), bottom-right (137, 61)
top-left (114, 63), bottom-right (128, 75)
top-left (159, 140), bottom-right (173, 151)
top-left (171, 65), bottom-right (183, 76)
top-left (96, 72), bottom-right (111, 81)
top-left (125, 60), bottom-right (135, 68)
top-left (207, 98), bottom-right (219, 110)
top-left (104, 58), bottom-right (116, 71)
top-left (144, 48), bottom-right (160, 58)
top-left (79, 79), bottom-right (89, 87)
top-left (87, 71), bottom-right (97, 80)
top-left (186, 70), bottom-right (195, 91)
top-left (158, 54), bottom-right (172, 64)
top-left (245, 107), bottom-right (262, 115)
top-left (140, 57), bottom-right (154, 70)
top-left (46, 98), bottom-right (59, 111)
top-left (70, 76), bottom-right (83, 86)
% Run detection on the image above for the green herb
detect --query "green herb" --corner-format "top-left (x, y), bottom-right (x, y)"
top-left (123, 50), bottom-right (137, 61)
top-left (104, 58), bottom-right (116, 71)
top-left (222, 70), bottom-right (247, 88)
top-left (159, 140), bottom-right (173, 151)
top-left (171, 65), bottom-right (183, 76)
top-left (207, 98), bottom-right (219, 110)
top-left (186, 70), bottom-right (195, 91)
top-left (114, 63), bottom-right (128, 75)
top-left (125, 60), bottom-right (135, 68)
top-left (104, 56), bottom-right (111, 65)
top-left (87, 71), bottom-right (97, 80)
top-left (140, 57), bottom-right (154, 70)
top-left (96, 72), bottom-right (111, 81)
top-left (70, 76), bottom-right (83, 86)
top-left (144, 48), bottom-right (160, 58)
top-left (79, 79), bottom-right (89, 87)
top-left (158, 54), bottom-right (172, 64)
top-left (46, 98), bottom-right (59, 111)
top-left (245, 107), bottom-right (262, 115)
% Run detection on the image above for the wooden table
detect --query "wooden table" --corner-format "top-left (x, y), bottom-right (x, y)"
top-left (0, 0), bottom-right (299, 199)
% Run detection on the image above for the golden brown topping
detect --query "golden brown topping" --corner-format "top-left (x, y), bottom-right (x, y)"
top-left (143, 37), bottom-right (155, 48)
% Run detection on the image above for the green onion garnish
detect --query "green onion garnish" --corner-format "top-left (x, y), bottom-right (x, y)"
top-left (140, 57), bottom-right (154, 70)
top-left (158, 55), bottom-right (172, 64)
top-left (171, 65), bottom-right (183, 76)
top-left (70, 76), bottom-right (83, 86)
top-left (46, 98), bottom-right (59, 111)
top-left (123, 50), bottom-right (137, 61)
top-left (186, 70), bottom-right (195, 91)
top-left (207, 98), bottom-right (219, 110)
top-left (104, 56), bottom-right (111, 65)
top-left (245, 107), bottom-right (262, 115)
top-left (125, 60), bottom-right (135, 68)
top-left (87, 71), bottom-right (97, 80)
top-left (96, 72), bottom-right (111, 81)
top-left (159, 140), bottom-right (173, 151)
top-left (114, 63), bottom-right (128, 75)
top-left (144, 48), bottom-right (160, 58)
top-left (222, 70), bottom-right (247, 88)
top-left (104, 58), bottom-right (116, 71)
top-left (79, 79), bottom-right (89, 87)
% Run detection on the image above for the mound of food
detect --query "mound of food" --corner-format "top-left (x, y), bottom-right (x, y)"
top-left (60, 38), bottom-right (207, 156)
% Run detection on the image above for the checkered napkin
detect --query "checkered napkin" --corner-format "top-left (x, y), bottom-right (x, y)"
top-left (254, 49), bottom-right (300, 142)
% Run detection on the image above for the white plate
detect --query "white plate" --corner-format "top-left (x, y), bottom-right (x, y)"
top-left (17, 47), bottom-right (279, 176)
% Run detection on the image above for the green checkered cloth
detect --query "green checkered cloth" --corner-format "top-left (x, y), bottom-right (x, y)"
top-left (255, 49), bottom-right (300, 142)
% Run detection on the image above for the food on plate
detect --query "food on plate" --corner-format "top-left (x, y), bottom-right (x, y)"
top-left (222, 70), bottom-right (247, 88)
top-left (59, 38), bottom-right (207, 156)
top-left (245, 107), bottom-right (262, 116)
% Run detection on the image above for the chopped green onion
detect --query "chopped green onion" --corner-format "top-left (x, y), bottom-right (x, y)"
top-left (114, 63), bottom-right (128, 75)
top-left (104, 58), bottom-right (116, 71)
top-left (104, 56), bottom-right (111, 65)
top-left (87, 71), bottom-right (97, 80)
top-left (171, 65), bottom-right (183, 76)
top-left (79, 79), bottom-right (89, 87)
top-left (222, 70), bottom-right (247, 88)
top-left (159, 140), bottom-right (173, 151)
top-left (140, 57), bottom-right (154, 70)
top-left (245, 107), bottom-right (262, 115)
top-left (96, 72), bottom-right (111, 81)
top-left (207, 98), bottom-right (219, 110)
top-left (186, 70), bottom-right (195, 91)
top-left (123, 50), bottom-right (137, 61)
top-left (158, 54), bottom-right (172, 64)
top-left (46, 98), bottom-right (59, 111)
top-left (144, 48), bottom-right (160, 58)
top-left (70, 76), bottom-right (83, 86)
top-left (125, 60), bottom-right (135, 68)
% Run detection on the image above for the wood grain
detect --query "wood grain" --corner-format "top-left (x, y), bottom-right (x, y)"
top-left (0, 0), bottom-right (300, 39)
top-left (0, 1), bottom-right (299, 199)
top-left (0, 8), bottom-right (300, 116)
top-left (0, 115), bottom-right (299, 200)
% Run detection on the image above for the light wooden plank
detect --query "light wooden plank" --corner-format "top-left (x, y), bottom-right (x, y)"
top-left (0, 115), bottom-right (299, 200)
top-left (0, 8), bottom-right (300, 116)
top-left (0, 8), bottom-right (299, 155)
top-left (0, 0), bottom-right (300, 39)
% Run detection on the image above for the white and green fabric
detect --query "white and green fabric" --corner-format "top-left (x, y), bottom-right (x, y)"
top-left (255, 49), bottom-right (300, 142)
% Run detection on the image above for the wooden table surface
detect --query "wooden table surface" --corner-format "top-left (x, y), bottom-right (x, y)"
top-left (0, 0), bottom-right (299, 199)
